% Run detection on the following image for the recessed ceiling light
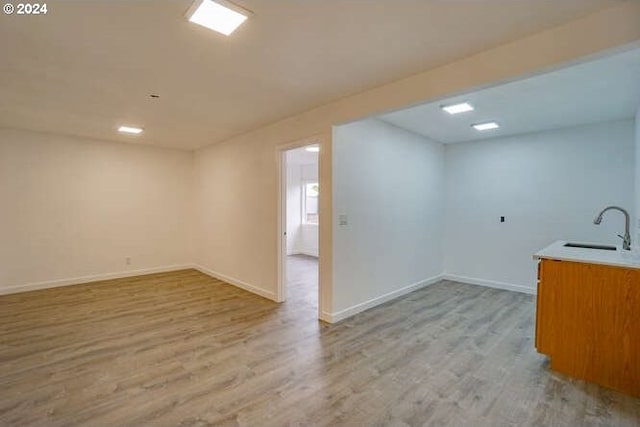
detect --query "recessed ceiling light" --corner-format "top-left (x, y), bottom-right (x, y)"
top-left (472, 122), bottom-right (500, 131)
top-left (441, 102), bottom-right (474, 115)
top-left (187, 0), bottom-right (250, 36)
top-left (118, 125), bottom-right (143, 135)
top-left (305, 146), bottom-right (320, 152)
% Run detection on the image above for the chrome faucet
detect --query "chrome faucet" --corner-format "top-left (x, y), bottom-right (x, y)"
top-left (593, 206), bottom-right (631, 250)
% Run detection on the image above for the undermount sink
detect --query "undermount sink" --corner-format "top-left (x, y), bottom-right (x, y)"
top-left (564, 242), bottom-right (617, 251)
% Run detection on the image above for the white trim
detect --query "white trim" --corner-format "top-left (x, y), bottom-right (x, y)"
top-left (291, 250), bottom-right (318, 258)
top-left (324, 274), bottom-right (445, 323)
top-left (276, 148), bottom-right (287, 303)
top-left (443, 274), bottom-right (536, 295)
top-left (193, 264), bottom-right (278, 302)
top-left (275, 135), bottom-right (326, 318)
top-left (0, 264), bottom-right (194, 296)
top-left (299, 250), bottom-right (318, 257)
top-left (319, 311), bottom-right (333, 323)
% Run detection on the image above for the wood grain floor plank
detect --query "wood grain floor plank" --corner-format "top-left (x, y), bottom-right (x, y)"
top-left (1, 260), bottom-right (638, 426)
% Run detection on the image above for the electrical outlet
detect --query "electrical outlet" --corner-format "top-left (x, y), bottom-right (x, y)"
top-left (125, 257), bottom-right (131, 265)
top-left (338, 214), bottom-right (348, 226)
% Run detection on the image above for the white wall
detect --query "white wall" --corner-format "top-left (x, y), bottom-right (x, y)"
top-left (297, 224), bottom-right (319, 257)
top-left (0, 128), bottom-right (194, 294)
top-left (285, 162), bottom-right (319, 257)
top-left (444, 120), bottom-right (635, 292)
top-left (0, 5), bottom-right (635, 318)
top-left (332, 119), bottom-right (445, 319)
top-left (285, 161), bottom-right (302, 255)
top-left (193, 135), bottom-right (287, 302)
top-left (297, 164), bottom-right (319, 257)
top-left (192, 4), bottom-right (638, 319)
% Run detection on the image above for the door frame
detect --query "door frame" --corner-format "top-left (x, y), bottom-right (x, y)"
top-left (276, 136), bottom-right (323, 315)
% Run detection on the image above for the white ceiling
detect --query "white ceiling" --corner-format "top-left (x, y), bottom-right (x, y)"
top-left (379, 47), bottom-right (640, 144)
top-left (286, 146), bottom-right (318, 166)
top-left (0, 0), bottom-right (624, 150)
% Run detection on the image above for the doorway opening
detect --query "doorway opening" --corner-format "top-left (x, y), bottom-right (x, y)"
top-left (277, 143), bottom-right (320, 316)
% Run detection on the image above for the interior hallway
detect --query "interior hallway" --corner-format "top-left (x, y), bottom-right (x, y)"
top-left (1, 270), bottom-right (638, 426)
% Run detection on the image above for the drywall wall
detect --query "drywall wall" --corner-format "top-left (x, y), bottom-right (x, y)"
top-left (285, 160), bottom-right (319, 257)
top-left (332, 119), bottom-right (444, 319)
top-left (0, 5), bottom-right (634, 314)
top-left (297, 224), bottom-right (319, 257)
top-left (285, 161), bottom-right (302, 255)
top-left (444, 120), bottom-right (635, 292)
top-left (193, 134), bottom-right (290, 301)
top-left (298, 164), bottom-right (319, 257)
top-left (284, 144), bottom-right (320, 259)
top-left (193, 4), bottom-right (639, 319)
top-left (193, 132), bottom-right (328, 304)
top-left (0, 128), bottom-right (194, 294)
top-left (301, 163), bottom-right (319, 183)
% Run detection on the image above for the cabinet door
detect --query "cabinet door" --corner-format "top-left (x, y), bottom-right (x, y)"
top-left (549, 261), bottom-right (640, 397)
top-left (535, 259), bottom-right (561, 355)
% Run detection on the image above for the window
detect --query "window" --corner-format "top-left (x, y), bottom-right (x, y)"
top-left (303, 182), bottom-right (319, 224)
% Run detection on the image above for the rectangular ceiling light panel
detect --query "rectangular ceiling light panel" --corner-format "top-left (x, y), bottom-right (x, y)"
top-left (441, 102), bottom-right (474, 115)
top-left (187, 0), bottom-right (249, 36)
top-left (472, 122), bottom-right (500, 131)
top-left (118, 125), bottom-right (143, 135)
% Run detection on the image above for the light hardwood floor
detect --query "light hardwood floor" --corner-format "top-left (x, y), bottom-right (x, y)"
top-left (286, 254), bottom-right (318, 309)
top-left (1, 269), bottom-right (639, 426)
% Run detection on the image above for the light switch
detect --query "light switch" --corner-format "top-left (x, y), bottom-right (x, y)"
top-left (339, 214), bottom-right (348, 226)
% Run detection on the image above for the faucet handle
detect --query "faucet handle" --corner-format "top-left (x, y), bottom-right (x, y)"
top-left (617, 234), bottom-right (632, 250)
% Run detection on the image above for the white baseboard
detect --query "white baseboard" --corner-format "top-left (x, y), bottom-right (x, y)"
top-left (443, 274), bottom-right (535, 295)
top-left (193, 264), bottom-right (278, 302)
top-left (324, 273), bottom-right (445, 323)
top-left (0, 264), bottom-right (194, 296)
top-left (2, 262), bottom-right (281, 303)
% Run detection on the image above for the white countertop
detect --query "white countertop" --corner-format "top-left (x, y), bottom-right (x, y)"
top-left (534, 240), bottom-right (640, 270)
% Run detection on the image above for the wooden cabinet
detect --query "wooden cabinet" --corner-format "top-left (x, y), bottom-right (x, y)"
top-left (535, 259), bottom-right (640, 397)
